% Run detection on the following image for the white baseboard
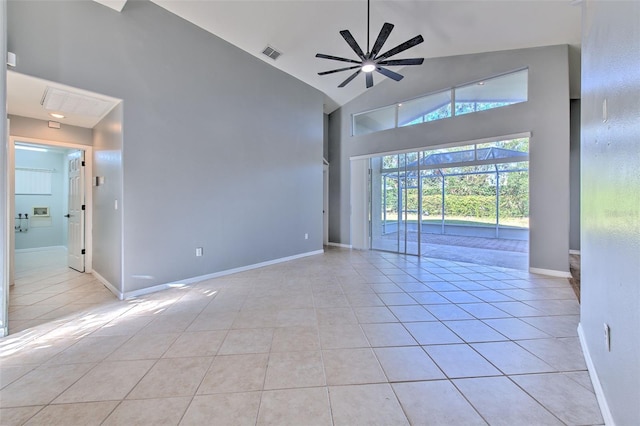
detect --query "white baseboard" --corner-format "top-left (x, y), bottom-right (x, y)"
top-left (93, 270), bottom-right (124, 300)
top-left (327, 242), bottom-right (353, 249)
top-left (123, 249), bottom-right (325, 299)
top-left (578, 323), bottom-right (614, 425)
top-left (15, 245), bottom-right (66, 253)
top-left (529, 267), bottom-right (572, 278)
top-left (570, 249), bottom-right (581, 255)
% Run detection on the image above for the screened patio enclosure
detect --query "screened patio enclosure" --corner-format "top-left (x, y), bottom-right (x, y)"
top-left (370, 138), bottom-right (529, 256)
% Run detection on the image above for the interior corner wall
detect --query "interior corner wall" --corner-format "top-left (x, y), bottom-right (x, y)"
top-left (8, 115), bottom-right (93, 146)
top-left (580, 1), bottom-right (640, 424)
top-left (328, 45), bottom-right (571, 274)
top-left (7, 0), bottom-right (324, 293)
top-left (323, 114), bottom-right (329, 161)
top-left (327, 111), bottom-right (343, 244)
top-left (569, 99), bottom-right (581, 252)
top-left (92, 103), bottom-right (123, 293)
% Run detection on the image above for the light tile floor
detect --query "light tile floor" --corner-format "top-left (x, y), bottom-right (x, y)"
top-left (1, 247), bottom-right (603, 425)
top-left (8, 247), bottom-right (117, 334)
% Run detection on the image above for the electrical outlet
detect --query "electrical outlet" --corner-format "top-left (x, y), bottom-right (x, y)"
top-left (195, 247), bottom-right (203, 257)
top-left (604, 323), bottom-right (611, 351)
top-left (304, 233), bottom-right (309, 240)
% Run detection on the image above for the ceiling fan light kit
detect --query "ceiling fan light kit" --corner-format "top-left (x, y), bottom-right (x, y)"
top-left (316, 0), bottom-right (424, 88)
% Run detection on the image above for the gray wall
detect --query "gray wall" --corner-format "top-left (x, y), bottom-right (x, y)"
top-left (323, 113), bottom-right (329, 161)
top-left (8, 114), bottom-right (92, 146)
top-left (329, 45), bottom-right (571, 273)
top-left (92, 103), bottom-right (123, 292)
top-left (580, 1), bottom-right (640, 424)
top-left (14, 149), bottom-right (67, 249)
top-left (8, 0), bottom-right (324, 294)
top-left (1, 0), bottom-right (8, 336)
top-left (569, 45), bottom-right (582, 100)
top-left (569, 99), bottom-right (581, 251)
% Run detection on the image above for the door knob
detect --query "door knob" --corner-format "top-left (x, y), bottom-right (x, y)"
top-left (64, 214), bottom-right (71, 218)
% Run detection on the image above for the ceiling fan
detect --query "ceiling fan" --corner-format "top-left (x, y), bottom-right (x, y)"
top-left (316, 0), bottom-right (425, 89)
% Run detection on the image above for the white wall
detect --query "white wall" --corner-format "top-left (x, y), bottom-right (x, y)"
top-left (329, 45), bottom-right (571, 274)
top-left (579, 1), bottom-right (640, 424)
top-left (14, 149), bottom-right (67, 250)
top-left (349, 158), bottom-right (369, 250)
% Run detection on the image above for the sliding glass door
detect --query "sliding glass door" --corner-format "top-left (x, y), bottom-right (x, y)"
top-left (370, 153), bottom-right (421, 255)
top-left (369, 138), bottom-right (530, 256)
top-left (371, 155), bottom-right (399, 252)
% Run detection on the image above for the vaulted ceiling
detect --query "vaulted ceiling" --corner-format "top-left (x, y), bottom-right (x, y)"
top-left (8, 0), bottom-right (582, 129)
top-left (148, 1), bottom-right (582, 113)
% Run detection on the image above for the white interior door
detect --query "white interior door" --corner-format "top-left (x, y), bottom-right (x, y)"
top-left (67, 150), bottom-right (85, 272)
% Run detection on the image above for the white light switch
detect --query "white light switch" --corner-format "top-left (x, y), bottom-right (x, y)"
top-left (7, 52), bottom-right (16, 67)
top-left (114, 200), bottom-right (118, 210)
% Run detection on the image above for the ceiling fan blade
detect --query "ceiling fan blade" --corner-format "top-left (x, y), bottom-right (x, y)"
top-left (366, 72), bottom-right (374, 88)
top-left (376, 67), bottom-right (404, 82)
top-left (370, 23), bottom-right (394, 58)
top-left (377, 58), bottom-right (424, 66)
top-left (318, 65), bottom-right (361, 76)
top-left (338, 70), bottom-right (362, 87)
top-left (315, 53), bottom-right (361, 64)
top-left (375, 35), bottom-right (424, 61)
top-left (340, 30), bottom-right (366, 59)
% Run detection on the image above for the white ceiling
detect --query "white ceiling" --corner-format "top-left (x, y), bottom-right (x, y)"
top-left (7, 0), bottom-right (581, 129)
top-left (93, 0), bottom-right (128, 12)
top-left (7, 71), bottom-right (122, 129)
top-left (150, 0), bottom-right (582, 113)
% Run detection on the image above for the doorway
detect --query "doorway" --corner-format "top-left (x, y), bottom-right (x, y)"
top-left (12, 142), bottom-right (87, 269)
top-left (7, 137), bottom-right (95, 333)
top-left (369, 137), bottom-right (530, 268)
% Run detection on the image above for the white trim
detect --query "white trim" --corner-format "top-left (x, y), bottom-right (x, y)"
top-left (327, 242), bottom-right (353, 249)
top-left (123, 249), bottom-right (325, 299)
top-left (349, 132), bottom-right (532, 161)
top-left (14, 245), bottom-right (66, 253)
top-left (578, 323), bottom-right (614, 426)
top-left (528, 267), bottom-right (572, 278)
top-left (93, 270), bottom-right (123, 300)
top-left (570, 249), bottom-right (581, 255)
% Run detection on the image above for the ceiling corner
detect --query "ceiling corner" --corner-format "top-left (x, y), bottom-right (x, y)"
top-left (93, 0), bottom-right (128, 13)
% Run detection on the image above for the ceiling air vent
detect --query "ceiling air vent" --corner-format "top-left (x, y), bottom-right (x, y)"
top-left (262, 46), bottom-right (282, 61)
top-left (41, 87), bottom-right (114, 117)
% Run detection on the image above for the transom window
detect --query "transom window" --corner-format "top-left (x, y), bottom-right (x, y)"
top-left (353, 68), bottom-right (528, 136)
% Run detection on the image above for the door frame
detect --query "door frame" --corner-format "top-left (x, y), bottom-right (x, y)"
top-left (7, 136), bottom-right (93, 283)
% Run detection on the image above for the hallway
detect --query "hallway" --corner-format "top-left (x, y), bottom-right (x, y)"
top-left (8, 247), bottom-right (116, 334)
